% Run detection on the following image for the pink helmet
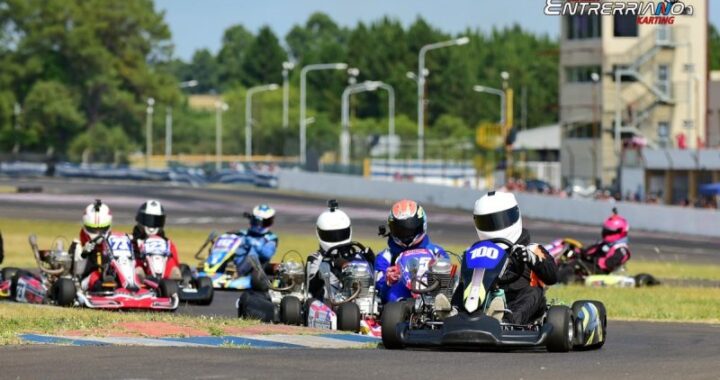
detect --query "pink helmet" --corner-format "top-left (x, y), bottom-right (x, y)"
top-left (601, 209), bottom-right (628, 243)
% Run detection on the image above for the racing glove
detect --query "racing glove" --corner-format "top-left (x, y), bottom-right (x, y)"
top-left (513, 244), bottom-right (540, 266)
top-left (386, 265), bottom-right (400, 285)
top-left (80, 241), bottom-right (97, 259)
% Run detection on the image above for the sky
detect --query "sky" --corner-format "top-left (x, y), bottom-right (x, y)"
top-left (156, 0), bottom-right (720, 61)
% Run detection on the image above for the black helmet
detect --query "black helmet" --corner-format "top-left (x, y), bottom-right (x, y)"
top-left (136, 200), bottom-right (166, 236)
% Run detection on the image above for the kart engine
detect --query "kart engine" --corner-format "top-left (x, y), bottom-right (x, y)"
top-left (42, 241), bottom-right (74, 277)
top-left (341, 261), bottom-right (376, 315)
top-left (278, 261), bottom-right (305, 293)
top-left (428, 257), bottom-right (454, 298)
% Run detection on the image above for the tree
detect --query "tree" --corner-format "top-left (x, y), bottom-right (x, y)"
top-left (188, 49), bottom-right (220, 93)
top-left (242, 26), bottom-right (285, 86)
top-left (711, 24), bottom-right (720, 71)
top-left (22, 81), bottom-right (85, 152)
top-left (217, 25), bottom-right (255, 89)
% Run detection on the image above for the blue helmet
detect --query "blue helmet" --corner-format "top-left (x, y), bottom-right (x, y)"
top-left (250, 204), bottom-right (275, 231)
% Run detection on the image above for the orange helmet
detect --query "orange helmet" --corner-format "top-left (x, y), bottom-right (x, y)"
top-left (388, 199), bottom-right (427, 248)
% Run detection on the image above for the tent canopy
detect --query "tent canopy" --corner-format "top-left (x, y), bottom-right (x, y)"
top-left (699, 183), bottom-right (720, 196)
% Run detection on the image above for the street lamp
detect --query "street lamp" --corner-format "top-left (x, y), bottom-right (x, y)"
top-left (282, 62), bottom-right (294, 129)
top-left (591, 72), bottom-right (601, 186)
top-left (12, 103), bottom-right (21, 154)
top-left (416, 36), bottom-right (469, 161)
top-left (473, 85), bottom-right (506, 125)
top-left (246, 84), bottom-right (279, 159)
top-left (299, 63), bottom-right (349, 165)
top-left (145, 97), bottom-right (155, 169)
top-left (339, 81), bottom-right (396, 164)
top-left (215, 101), bottom-right (229, 171)
top-left (166, 79), bottom-right (199, 161)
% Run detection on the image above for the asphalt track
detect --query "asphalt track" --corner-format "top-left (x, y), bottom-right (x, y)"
top-left (1, 177), bottom-right (720, 379)
top-left (1, 321), bottom-right (719, 380)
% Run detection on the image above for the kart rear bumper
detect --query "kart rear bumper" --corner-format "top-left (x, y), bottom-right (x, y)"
top-left (399, 313), bottom-right (550, 348)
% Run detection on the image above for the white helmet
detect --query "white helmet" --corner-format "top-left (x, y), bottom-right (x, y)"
top-left (473, 191), bottom-right (522, 244)
top-left (136, 200), bottom-right (166, 236)
top-left (316, 200), bottom-right (352, 252)
top-left (83, 199), bottom-right (112, 240)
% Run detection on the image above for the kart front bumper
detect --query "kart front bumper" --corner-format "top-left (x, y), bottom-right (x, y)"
top-left (398, 313), bottom-right (551, 348)
top-left (79, 292), bottom-right (179, 310)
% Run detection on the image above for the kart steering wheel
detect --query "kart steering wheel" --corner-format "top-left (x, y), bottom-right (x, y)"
top-left (486, 237), bottom-right (525, 286)
top-left (324, 241), bottom-right (369, 261)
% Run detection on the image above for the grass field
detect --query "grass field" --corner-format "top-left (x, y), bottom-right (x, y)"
top-left (2, 218), bottom-right (718, 281)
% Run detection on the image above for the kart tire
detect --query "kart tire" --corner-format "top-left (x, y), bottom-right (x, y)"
top-left (381, 301), bottom-right (411, 350)
top-left (556, 265), bottom-right (577, 285)
top-left (546, 305), bottom-right (574, 352)
top-left (159, 279), bottom-right (179, 299)
top-left (238, 291), bottom-right (274, 322)
top-left (54, 278), bottom-right (76, 307)
top-left (336, 302), bottom-right (361, 332)
top-left (280, 296), bottom-right (303, 325)
top-left (1, 267), bottom-right (19, 282)
top-left (634, 273), bottom-right (660, 287)
top-left (196, 277), bottom-right (214, 305)
top-left (571, 300), bottom-right (607, 350)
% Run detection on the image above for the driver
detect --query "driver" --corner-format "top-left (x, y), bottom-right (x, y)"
top-left (71, 200), bottom-right (113, 291)
top-left (306, 200), bottom-right (374, 301)
top-left (230, 204), bottom-right (278, 275)
top-left (374, 199), bottom-right (448, 304)
top-left (450, 191), bottom-right (557, 324)
top-left (131, 200), bottom-right (182, 281)
top-left (581, 208), bottom-right (631, 274)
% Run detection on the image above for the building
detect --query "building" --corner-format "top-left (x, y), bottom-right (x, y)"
top-left (559, 0), bottom-right (709, 188)
top-left (709, 71), bottom-right (720, 147)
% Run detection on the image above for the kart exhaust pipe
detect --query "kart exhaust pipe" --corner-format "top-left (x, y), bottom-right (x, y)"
top-left (194, 232), bottom-right (217, 260)
top-left (328, 281), bottom-right (362, 306)
top-left (29, 234), bottom-right (65, 276)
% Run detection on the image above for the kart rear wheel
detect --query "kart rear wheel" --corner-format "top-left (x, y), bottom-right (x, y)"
top-left (196, 277), bottom-right (214, 305)
top-left (572, 300), bottom-right (607, 350)
top-left (159, 279), bottom-right (179, 299)
top-left (1, 267), bottom-right (19, 282)
top-left (54, 278), bottom-right (76, 307)
top-left (556, 265), bottom-right (577, 285)
top-left (635, 273), bottom-right (660, 287)
top-left (280, 296), bottom-right (303, 325)
top-left (546, 305), bottom-right (573, 352)
top-left (381, 301), bottom-right (411, 350)
top-left (237, 291), bottom-right (274, 322)
top-left (336, 302), bottom-right (361, 332)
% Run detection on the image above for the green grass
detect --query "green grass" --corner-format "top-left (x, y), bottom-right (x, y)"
top-left (548, 286), bottom-right (720, 324)
top-left (0, 302), bottom-right (260, 345)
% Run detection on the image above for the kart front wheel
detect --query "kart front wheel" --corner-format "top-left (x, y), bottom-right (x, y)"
top-left (54, 278), bottom-right (76, 307)
top-left (546, 305), bottom-right (573, 352)
top-left (572, 300), bottom-right (607, 350)
top-left (280, 296), bottom-right (303, 325)
top-left (159, 279), bottom-right (179, 299)
top-left (381, 301), bottom-right (411, 350)
top-left (336, 302), bottom-right (361, 332)
top-left (196, 277), bottom-right (214, 305)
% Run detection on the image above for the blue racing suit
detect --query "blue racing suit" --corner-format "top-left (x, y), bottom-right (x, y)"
top-left (231, 227), bottom-right (278, 275)
top-left (374, 235), bottom-right (447, 304)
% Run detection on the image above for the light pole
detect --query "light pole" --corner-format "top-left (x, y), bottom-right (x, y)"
top-left (299, 63), bottom-right (349, 166)
top-left (282, 62), bottom-right (294, 129)
top-left (339, 81), bottom-right (396, 164)
top-left (145, 97), bottom-right (155, 169)
top-left (215, 101), bottom-right (228, 171)
top-left (416, 36), bottom-right (469, 161)
top-left (165, 80), bottom-right (199, 161)
top-left (12, 102), bottom-right (21, 154)
top-left (246, 84), bottom-right (279, 159)
top-left (591, 72), bottom-right (600, 186)
top-left (473, 85), bottom-right (506, 125)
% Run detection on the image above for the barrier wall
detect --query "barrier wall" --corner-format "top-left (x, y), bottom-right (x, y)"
top-left (278, 170), bottom-right (720, 238)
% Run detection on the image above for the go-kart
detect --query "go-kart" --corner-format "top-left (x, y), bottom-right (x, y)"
top-left (382, 238), bottom-right (607, 352)
top-left (193, 229), bottom-right (269, 290)
top-left (269, 242), bottom-right (380, 335)
top-left (42, 233), bottom-right (178, 310)
top-left (138, 235), bottom-right (214, 304)
top-left (544, 238), bottom-right (659, 287)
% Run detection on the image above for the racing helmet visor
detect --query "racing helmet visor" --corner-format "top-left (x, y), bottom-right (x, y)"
top-left (252, 216), bottom-right (274, 228)
top-left (601, 227), bottom-right (622, 238)
top-left (137, 213), bottom-right (166, 229)
top-left (388, 218), bottom-right (424, 245)
top-left (317, 227), bottom-right (351, 243)
top-left (473, 206), bottom-right (520, 232)
top-left (85, 226), bottom-right (109, 235)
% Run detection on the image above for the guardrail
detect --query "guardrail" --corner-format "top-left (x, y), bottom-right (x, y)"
top-left (277, 170), bottom-right (720, 238)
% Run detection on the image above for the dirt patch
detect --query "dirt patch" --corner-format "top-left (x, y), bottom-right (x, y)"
top-left (61, 321), bottom-right (209, 338)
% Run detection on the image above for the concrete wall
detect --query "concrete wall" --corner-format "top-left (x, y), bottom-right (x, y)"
top-left (278, 170), bottom-right (720, 238)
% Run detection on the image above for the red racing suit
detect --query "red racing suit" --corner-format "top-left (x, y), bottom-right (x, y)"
top-left (131, 226), bottom-right (181, 279)
top-left (78, 229), bottom-right (107, 291)
top-left (582, 239), bottom-right (631, 274)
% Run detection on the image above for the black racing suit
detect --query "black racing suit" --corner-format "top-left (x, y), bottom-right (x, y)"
top-left (452, 229), bottom-right (558, 324)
